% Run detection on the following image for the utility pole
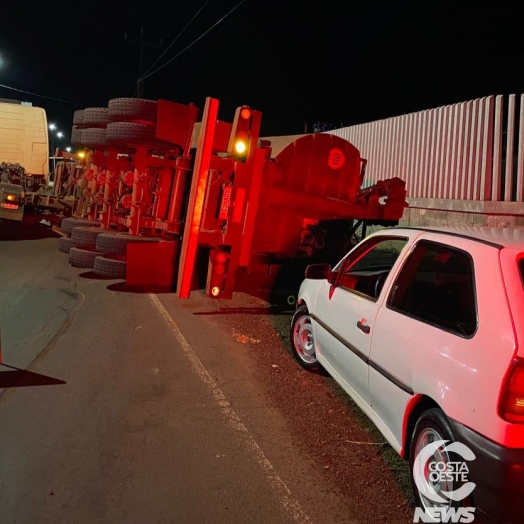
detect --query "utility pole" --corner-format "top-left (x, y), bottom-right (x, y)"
top-left (138, 28), bottom-right (146, 98)
top-left (124, 28), bottom-right (163, 98)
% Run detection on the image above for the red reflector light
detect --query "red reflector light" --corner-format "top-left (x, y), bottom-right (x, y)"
top-left (240, 108), bottom-right (251, 120)
top-left (499, 358), bottom-right (524, 423)
top-left (0, 203), bottom-right (19, 210)
top-left (215, 252), bottom-right (228, 264)
top-left (214, 264), bottom-right (225, 275)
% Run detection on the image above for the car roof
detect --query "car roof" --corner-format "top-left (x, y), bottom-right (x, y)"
top-left (388, 226), bottom-right (524, 249)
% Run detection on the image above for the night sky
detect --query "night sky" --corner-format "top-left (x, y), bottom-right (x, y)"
top-left (0, 0), bottom-right (521, 145)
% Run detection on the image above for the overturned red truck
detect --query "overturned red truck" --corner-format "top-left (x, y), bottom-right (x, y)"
top-left (57, 97), bottom-right (407, 304)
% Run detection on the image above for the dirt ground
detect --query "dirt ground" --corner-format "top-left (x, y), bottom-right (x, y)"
top-left (191, 291), bottom-right (415, 523)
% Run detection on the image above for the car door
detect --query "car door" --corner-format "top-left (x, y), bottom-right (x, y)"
top-left (313, 235), bottom-right (409, 406)
top-left (368, 239), bottom-right (479, 451)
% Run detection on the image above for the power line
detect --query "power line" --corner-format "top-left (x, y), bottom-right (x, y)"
top-left (139, 0), bottom-right (248, 82)
top-left (113, 0), bottom-right (144, 85)
top-left (126, 0), bottom-right (144, 33)
top-left (142, 0), bottom-right (213, 78)
top-left (142, 0), bottom-right (188, 78)
top-left (165, 0), bottom-right (189, 32)
top-left (0, 82), bottom-right (81, 106)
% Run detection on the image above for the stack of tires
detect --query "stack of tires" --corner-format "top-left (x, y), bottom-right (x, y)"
top-left (58, 217), bottom-right (105, 270)
top-left (58, 217), bottom-right (102, 255)
top-left (91, 232), bottom-right (161, 279)
top-left (60, 98), bottom-right (171, 279)
top-left (58, 218), bottom-right (161, 278)
top-left (71, 98), bottom-right (178, 153)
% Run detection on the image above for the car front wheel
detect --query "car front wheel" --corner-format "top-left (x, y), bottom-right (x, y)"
top-left (290, 305), bottom-right (323, 372)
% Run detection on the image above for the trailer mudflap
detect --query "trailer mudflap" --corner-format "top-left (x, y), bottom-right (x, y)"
top-left (127, 241), bottom-right (180, 289)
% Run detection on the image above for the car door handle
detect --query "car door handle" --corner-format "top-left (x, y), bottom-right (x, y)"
top-left (356, 320), bottom-right (371, 334)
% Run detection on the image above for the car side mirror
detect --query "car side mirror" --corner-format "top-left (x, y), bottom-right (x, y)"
top-left (305, 263), bottom-right (332, 281)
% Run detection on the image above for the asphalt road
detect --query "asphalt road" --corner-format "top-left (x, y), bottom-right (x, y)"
top-left (0, 237), bottom-right (359, 524)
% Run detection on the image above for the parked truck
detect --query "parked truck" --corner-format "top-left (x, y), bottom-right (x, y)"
top-left (0, 100), bottom-right (79, 238)
top-left (54, 96), bottom-right (408, 303)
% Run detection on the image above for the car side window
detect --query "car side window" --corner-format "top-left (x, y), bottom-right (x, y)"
top-left (338, 237), bottom-right (408, 300)
top-left (387, 240), bottom-right (477, 337)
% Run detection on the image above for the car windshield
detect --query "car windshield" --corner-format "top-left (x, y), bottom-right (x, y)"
top-left (333, 238), bottom-right (406, 274)
top-left (347, 240), bottom-right (406, 274)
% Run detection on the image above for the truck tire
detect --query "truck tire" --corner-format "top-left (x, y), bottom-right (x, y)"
top-left (106, 122), bottom-right (174, 150)
top-left (73, 109), bottom-right (85, 128)
top-left (82, 107), bottom-right (110, 128)
top-left (58, 236), bottom-right (77, 253)
top-left (71, 226), bottom-right (104, 246)
top-left (68, 247), bottom-right (104, 268)
top-left (93, 255), bottom-right (127, 279)
top-left (61, 217), bottom-right (100, 236)
top-left (81, 128), bottom-right (109, 150)
top-left (71, 127), bottom-right (83, 147)
top-left (95, 232), bottom-right (161, 256)
top-left (108, 98), bottom-right (158, 125)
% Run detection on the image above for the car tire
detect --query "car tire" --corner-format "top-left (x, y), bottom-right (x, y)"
top-left (409, 408), bottom-right (474, 517)
top-left (289, 305), bottom-right (325, 372)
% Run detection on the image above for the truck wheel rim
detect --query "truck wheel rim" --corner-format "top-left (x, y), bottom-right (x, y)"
top-left (293, 315), bottom-right (316, 364)
top-left (414, 428), bottom-right (453, 516)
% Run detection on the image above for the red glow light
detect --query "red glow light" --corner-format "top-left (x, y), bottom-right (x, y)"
top-left (499, 358), bottom-right (524, 423)
top-left (215, 252), bottom-right (228, 264)
top-left (0, 203), bottom-right (18, 210)
top-left (214, 264), bottom-right (225, 275)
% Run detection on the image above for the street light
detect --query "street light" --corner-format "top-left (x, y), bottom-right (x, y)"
top-left (49, 129), bottom-right (63, 175)
top-left (66, 147), bottom-right (71, 153)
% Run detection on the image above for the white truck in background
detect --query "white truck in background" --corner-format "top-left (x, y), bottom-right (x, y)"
top-left (0, 100), bottom-right (76, 238)
top-left (0, 99), bottom-right (49, 182)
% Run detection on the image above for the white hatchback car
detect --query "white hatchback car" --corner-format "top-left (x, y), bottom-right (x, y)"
top-left (291, 227), bottom-right (524, 524)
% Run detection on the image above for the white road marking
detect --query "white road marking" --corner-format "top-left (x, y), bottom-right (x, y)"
top-left (148, 293), bottom-right (310, 523)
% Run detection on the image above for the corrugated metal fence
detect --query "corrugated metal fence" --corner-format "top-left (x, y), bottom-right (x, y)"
top-left (329, 94), bottom-right (524, 202)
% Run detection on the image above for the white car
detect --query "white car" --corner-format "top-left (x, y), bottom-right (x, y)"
top-left (291, 226), bottom-right (524, 524)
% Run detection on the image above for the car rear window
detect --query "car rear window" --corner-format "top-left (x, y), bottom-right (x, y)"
top-left (388, 240), bottom-right (477, 337)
